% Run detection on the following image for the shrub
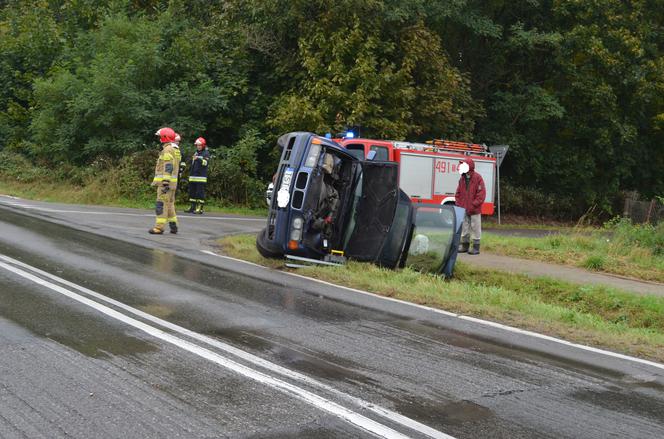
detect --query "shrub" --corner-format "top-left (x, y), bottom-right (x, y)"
top-left (604, 217), bottom-right (664, 256)
top-left (582, 255), bottom-right (605, 270)
top-left (500, 181), bottom-right (577, 220)
top-left (0, 150), bottom-right (48, 183)
top-left (114, 150), bottom-right (155, 200)
top-left (203, 129), bottom-right (265, 207)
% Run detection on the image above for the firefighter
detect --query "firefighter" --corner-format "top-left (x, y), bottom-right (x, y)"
top-left (185, 137), bottom-right (210, 214)
top-left (455, 157), bottom-right (486, 255)
top-left (149, 127), bottom-right (181, 234)
top-left (173, 133), bottom-right (186, 194)
top-left (173, 133), bottom-right (183, 162)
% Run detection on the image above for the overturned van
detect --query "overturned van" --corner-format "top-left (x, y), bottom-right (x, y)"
top-left (256, 132), bottom-right (463, 277)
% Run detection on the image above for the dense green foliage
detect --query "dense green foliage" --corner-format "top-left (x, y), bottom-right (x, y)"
top-left (0, 0), bottom-right (662, 212)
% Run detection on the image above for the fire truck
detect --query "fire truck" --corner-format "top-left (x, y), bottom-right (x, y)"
top-left (337, 137), bottom-right (497, 215)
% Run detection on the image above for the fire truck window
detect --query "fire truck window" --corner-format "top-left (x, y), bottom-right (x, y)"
top-left (370, 146), bottom-right (389, 161)
top-left (345, 144), bottom-right (365, 160)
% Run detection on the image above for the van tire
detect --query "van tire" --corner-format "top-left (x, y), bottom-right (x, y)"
top-left (256, 228), bottom-right (283, 259)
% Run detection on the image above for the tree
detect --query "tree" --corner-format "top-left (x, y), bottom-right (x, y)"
top-left (0, 0), bottom-right (64, 151)
top-left (229, 1), bottom-right (481, 140)
top-left (29, 6), bottom-right (244, 163)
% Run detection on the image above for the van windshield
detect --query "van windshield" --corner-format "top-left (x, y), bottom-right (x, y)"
top-left (406, 205), bottom-right (456, 274)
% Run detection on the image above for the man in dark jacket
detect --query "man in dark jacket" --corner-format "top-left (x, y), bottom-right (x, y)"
top-left (185, 137), bottom-right (210, 214)
top-left (454, 157), bottom-right (486, 255)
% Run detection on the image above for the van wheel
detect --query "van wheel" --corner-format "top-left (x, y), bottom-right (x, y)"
top-left (256, 228), bottom-right (283, 259)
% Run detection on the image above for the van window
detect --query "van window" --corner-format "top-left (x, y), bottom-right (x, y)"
top-left (370, 145), bottom-right (389, 161)
top-left (345, 144), bottom-right (365, 160)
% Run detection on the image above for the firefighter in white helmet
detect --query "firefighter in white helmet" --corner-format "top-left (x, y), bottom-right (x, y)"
top-left (149, 127), bottom-right (181, 234)
top-left (185, 137), bottom-right (210, 214)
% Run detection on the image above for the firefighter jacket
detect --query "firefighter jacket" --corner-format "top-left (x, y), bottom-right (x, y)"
top-left (153, 142), bottom-right (180, 187)
top-left (189, 148), bottom-right (210, 183)
top-left (454, 157), bottom-right (486, 215)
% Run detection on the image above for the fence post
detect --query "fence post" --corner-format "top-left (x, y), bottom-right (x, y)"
top-left (645, 199), bottom-right (655, 224)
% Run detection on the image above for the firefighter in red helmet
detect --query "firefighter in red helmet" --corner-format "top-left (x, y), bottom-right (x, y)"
top-left (185, 137), bottom-right (211, 214)
top-left (149, 127), bottom-right (181, 234)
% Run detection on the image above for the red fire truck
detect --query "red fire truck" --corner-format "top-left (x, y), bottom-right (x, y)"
top-left (337, 137), bottom-right (497, 215)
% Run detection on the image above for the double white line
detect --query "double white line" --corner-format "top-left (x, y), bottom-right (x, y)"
top-left (0, 254), bottom-right (454, 439)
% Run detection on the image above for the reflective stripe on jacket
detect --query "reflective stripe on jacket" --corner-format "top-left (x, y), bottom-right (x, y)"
top-left (189, 148), bottom-right (210, 183)
top-left (153, 142), bottom-right (180, 185)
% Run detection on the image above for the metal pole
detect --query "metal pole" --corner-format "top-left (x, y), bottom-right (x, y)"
top-left (496, 153), bottom-right (501, 225)
top-left (488, 145), bottom-right (508, 226)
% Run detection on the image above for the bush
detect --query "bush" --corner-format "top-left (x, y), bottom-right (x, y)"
top-left (605, 217), bottom-right (664, 256)
top-left (0, 150), bottom-right (48, 183)
top-left (114, 150), bottom-right (155, 200)
top-left (582, 255), bottom-right (605, 270)
top-left (500, 181), bottom-right (577, 220)
top-left (203, 129), bottom-right (266, 208)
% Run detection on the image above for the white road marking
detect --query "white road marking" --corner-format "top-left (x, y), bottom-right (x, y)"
top-left (0, 200), bottom-right (264, 221)
top-left (201, 250), bottom-right (664, 372)
top-left (0, 254), bottom-right (455, 439)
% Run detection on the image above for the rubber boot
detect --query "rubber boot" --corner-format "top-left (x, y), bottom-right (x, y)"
top-left (148, 227), bottom-right (163, 235)
top-left (458, 242), bottom-right (470, 253)
top-left (185, 202), bottom-right (196, 213)
top-left (195, 202), bottom-right (204, 215)
top-left (468, 240), bottom-right (480, 255)
top-left (169, 222), bottom-right (178, 234)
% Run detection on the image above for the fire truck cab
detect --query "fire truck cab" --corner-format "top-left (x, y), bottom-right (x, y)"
top-left (338, 138), bottom-right (497, 215)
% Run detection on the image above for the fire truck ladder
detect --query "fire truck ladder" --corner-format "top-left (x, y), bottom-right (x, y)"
top-left (391, 139), bottom-right (494, 157)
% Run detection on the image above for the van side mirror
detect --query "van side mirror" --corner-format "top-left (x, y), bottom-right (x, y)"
top-left (366, 150), bottom-right (377, 161)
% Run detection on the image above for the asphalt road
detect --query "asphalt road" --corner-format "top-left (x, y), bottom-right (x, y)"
top-left (1, 198), bottom-right (663, 438)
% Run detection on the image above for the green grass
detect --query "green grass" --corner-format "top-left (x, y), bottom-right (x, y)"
top-left (482, 228), bottom-right (664, 283)
top-left (219, 233), bottom-right (664, 364)
top-left (581, 254), bottom-right (606, 270)
top-left (0, 178), bottom-right (267, 217)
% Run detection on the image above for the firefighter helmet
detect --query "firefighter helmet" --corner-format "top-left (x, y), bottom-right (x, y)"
top-left (195, 137), bottom-right (206, 147)
top-left (155, 127), bottom-right (176, 143)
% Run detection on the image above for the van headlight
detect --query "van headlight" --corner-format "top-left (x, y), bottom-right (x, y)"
top-left (290, 217), bottom-right (303, 241)
top-left (304, 144), bottom-right (321, 168)
top-left (290, 228), bottom-right (302, 241)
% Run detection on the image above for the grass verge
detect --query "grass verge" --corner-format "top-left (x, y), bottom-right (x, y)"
top-left (0, 178), bottom-right (267, 217)
top-left (219, 233), bottom-right (664, 364)
top-left (482, 228), bottom-right (664, 283)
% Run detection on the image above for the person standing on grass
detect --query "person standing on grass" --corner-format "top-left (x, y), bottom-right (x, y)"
top-left (455, 157), bottom-right (486, 255)
top-left (185, 137), bottom-right (210, 214)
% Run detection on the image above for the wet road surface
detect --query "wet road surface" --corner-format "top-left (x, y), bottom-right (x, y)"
top-left (1, 201), bottom-right (664, 438)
